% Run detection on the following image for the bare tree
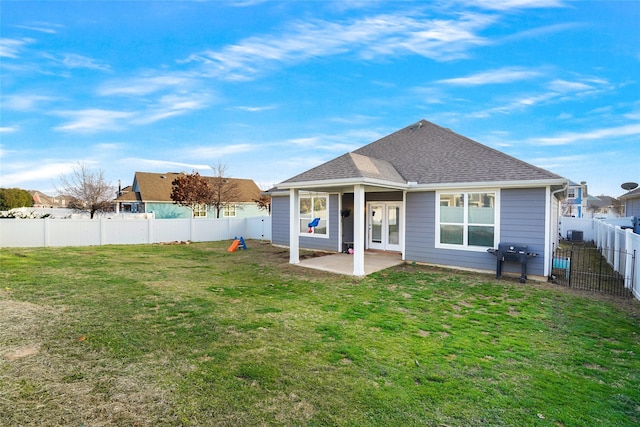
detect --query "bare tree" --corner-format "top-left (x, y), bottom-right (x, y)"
top-left (170, 172), bottom-right (213, 217)
top-left (209, 162), bottom-right (241, 218)
top-left (57, 163), bottom-right (115, 219)
top-left (254, 194), bottom-right (271, 214)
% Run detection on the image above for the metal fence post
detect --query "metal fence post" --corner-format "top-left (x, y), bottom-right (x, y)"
top-left (568, 244), bottom-right (574, 288)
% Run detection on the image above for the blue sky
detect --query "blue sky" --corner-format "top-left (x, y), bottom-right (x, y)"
top-left (1, 0), bottom-right (639, 198)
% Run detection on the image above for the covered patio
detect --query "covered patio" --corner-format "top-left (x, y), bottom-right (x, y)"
top-left (298, 251), bottom-right (404, 276)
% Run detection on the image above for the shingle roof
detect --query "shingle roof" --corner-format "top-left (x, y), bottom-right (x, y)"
top-left (620, 186), bottom-right (640, 199)
top-left (114, 186), bottom-right (142, 202)
top-left (283, 152), bottom-right (405, 184)
top-left (281, 119), bottom-right (564, 186)
top-left (126, 172), bottom-right (262, 202)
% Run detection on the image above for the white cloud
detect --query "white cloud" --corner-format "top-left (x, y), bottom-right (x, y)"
top-left (468, 91), bottom-right (558, 117)
top-left (189, 144), bottom-right (256, 158)
top-left (529, 154), bottom-right (589, 170)
top-left (121, 158), bottom-right (211, 172)
top-left (3, 94), bottom-right (53, 111)
top-left (283, 129), bottom-right (379, 152)
top-left (466, 75), bottom-right (611, 118)
top-left (527, 123), bottom-right (640, 146)
top-left (61, 53), bottom-right (111, 71)
top-left (36, 52), bottom-right (112, 71)
top-left (99, 75), bottom-right (195, 96)
top-left (134, 93), bottom-right (211, 125)
top-left (53, 109), bottom-right (136, 133)
top-left (463, 0), bottom-right (565, 11)
top-left (437, 67), bottom-right (544, 86)
top-left (93, 143), bottom-right (127, 152)
top-left (182, 12), bottom-right (493, 80)
top-left (0, 37), bottom-right (34, 58)
top-left (0, 161), bottom-right (78, 188)
top-left (624, 111), bottom-right (640, 120)
top-left (547, 79), bottom-right (593, 93)
top-left (0, 126), bottom-right (19, 133)
top-left (329, 114), bottom-right (378, 125)
top-left (228, 0), bottom-right (271, 6)
top-left (231, 105), bottom-right (277, 112)
top-left (13, 22), bottom-right (63, 34)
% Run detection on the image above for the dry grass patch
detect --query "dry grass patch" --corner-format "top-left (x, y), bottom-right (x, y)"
top-left (0, 300), bottom-right (178, 426)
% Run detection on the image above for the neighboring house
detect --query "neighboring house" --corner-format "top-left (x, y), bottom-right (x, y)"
top-left (30, 191), bottom-right (74, 208)
top-left (620, 186), bottom-right (640, 218)
top-left (586, 194), bottom-right (622, 218)
top-left (114, 186), bottom-right (142, 213)
top-left (114, 172), bottom-right (265, 219)
top-left (268, 120), bottom-right (568, 278)
top-left (561, 181), bottom-right (588, 218)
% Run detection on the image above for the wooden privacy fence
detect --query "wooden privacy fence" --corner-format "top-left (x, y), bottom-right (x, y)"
top-left (0, 216), bottom-right (271, 248)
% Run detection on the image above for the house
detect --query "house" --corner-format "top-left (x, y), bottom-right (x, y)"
top-left (586, 194), bottom-right (623, 218)
top-left (268, 120), bottom-right (568, 278)
top-left (30, 191), bottom-right (74, 208)
top-left (620, 186), bottom-right (640, 218)
top-left (561, 181), bottom-right (588, 218)
top-left (114, 172), bottom-right (266, 219)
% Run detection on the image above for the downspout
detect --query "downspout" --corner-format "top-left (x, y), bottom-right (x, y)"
top-left (548, 183), bottom-right (569, 276)
top-left (551, 183), bottom-right (569, 200)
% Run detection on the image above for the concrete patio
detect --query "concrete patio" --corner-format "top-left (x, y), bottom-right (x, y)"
top-left (297, 251), bottom-right (404, 276)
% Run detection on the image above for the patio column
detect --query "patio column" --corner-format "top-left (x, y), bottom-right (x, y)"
top-left (289, 188), bottom-right (300, 264)
top-left (353, 184), bottom-right (365, 276)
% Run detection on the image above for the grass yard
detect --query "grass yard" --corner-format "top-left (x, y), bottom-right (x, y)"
top-left (1, 241), bottom-right (639, 426)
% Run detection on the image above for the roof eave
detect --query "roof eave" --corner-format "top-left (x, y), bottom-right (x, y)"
top-left (278, 177), bottom-right (408, 191)
top-left (274, 177), bottom-right (568, 193)
top-left (406, 178), bottom-right (568, 191)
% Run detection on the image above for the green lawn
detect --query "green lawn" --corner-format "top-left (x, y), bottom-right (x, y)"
top-left (1, 241), bottom-right (638, 426)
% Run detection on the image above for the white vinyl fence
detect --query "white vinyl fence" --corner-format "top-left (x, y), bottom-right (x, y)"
top-left (0, 216), bottom-right (271, 248)
top-left (592, 219), bottom-right (640, 300)
top-left (559, 216), bottom-right (636, 243)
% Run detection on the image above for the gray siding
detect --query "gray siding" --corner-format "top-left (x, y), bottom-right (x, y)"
top-left (499, 188), bottom-right (547, 276)
top-left (271, 195), bottom-right (290, 246)
top-left (405, 188), bottom-right (548, 277)
top-left (271, 193), bottom-right (340, 252)
top-left (626, 197), bottom-right (640, 217)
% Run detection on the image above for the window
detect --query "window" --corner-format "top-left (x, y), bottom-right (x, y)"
top-left (437, 191), bottom-right (497, 250)
top-left (567, 188), bottom-right (576, 199)
top-left (299, 193), bottom-right (328, 237)
top-left (194, 204), bottom-right (207, 218)
top-left (224, 204), bottom-right (237, 217)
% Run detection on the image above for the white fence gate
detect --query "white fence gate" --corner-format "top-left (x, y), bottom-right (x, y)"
top-left (0, 216), bottom-right (271, 248)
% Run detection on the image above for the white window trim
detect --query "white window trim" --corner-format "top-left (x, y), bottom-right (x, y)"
top-left (194, 204), bottom-right (208, 218)
top-left (435, 189), bottom-right (500, 252)
top-left (298, 192), bottom-right (330, 239)
top-left (224, 204), bottom-right (237, 218)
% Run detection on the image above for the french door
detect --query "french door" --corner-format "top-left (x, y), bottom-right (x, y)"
top-left (367, 202), bottom-right (402, 252)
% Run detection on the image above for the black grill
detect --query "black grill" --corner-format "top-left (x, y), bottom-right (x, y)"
top-left (487, 243), bottom-right (537, 283)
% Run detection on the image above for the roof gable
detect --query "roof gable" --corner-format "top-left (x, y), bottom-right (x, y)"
top-left (281, 119), bottom-right (564, 187)
top-left (283, 152), bottom-right (405, 184)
